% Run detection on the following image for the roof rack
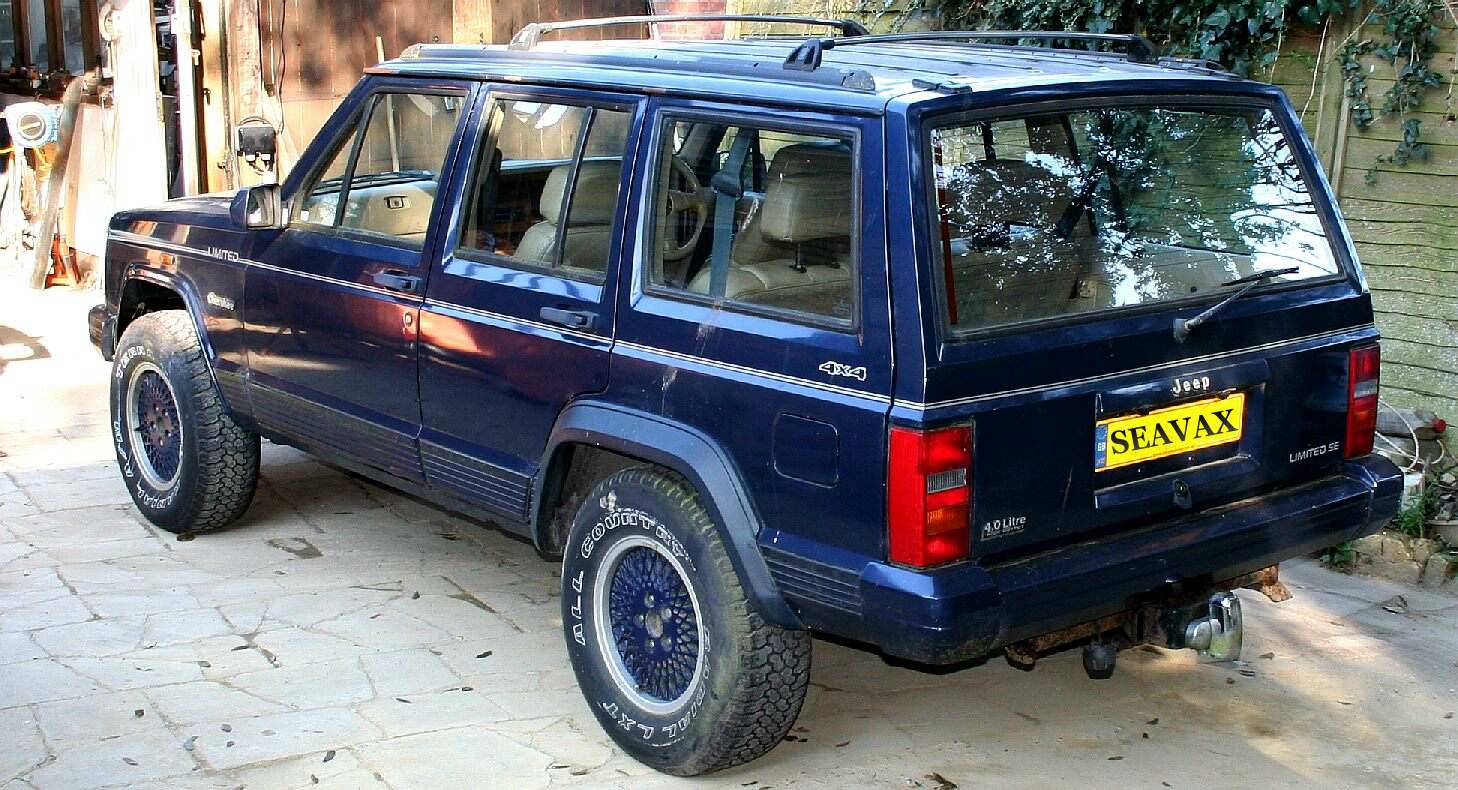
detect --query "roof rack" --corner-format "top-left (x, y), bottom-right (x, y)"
top-left (509, 15), bottom-right (870, 50)
top-left (784, 31), bottom-right (1162, 71)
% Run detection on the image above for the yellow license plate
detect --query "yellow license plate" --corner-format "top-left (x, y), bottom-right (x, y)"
top-left (1094, 393), bottom-right (1246, 471)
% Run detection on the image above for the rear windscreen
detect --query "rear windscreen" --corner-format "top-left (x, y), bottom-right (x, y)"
top-left (928, 105), bottom-right (1342, 333)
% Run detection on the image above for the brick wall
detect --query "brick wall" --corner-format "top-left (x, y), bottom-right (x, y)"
top-left (650, 0), bottom-right (729, 40)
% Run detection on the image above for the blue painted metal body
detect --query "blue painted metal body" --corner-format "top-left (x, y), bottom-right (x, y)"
top-left (92, 38), bottom-right (1402, 664)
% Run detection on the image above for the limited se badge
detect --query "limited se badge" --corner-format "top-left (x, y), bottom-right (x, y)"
top-left (1094, 393), bottom-right (1246, 471)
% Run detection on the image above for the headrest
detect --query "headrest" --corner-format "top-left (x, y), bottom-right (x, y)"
top-left (760, 144), bottom-right (852, 243)
top-left (539, 160), bottom-right (622, 225)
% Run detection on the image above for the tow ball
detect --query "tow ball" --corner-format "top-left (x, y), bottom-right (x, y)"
top-left (1181, 592), bottom-right (1244, 662)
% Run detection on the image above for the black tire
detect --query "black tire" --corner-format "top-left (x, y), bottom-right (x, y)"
top-left (561, 467), bottom-right (811, 776)
top-left (110, 310), bottom-right (259, 533)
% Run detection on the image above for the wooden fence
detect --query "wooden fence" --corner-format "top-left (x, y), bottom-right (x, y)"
top-left (1271, 13), bottom-right (1458, 430)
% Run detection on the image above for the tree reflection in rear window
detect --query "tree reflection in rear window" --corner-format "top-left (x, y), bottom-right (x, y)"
top-left (928, 105), bottom-right (1341, 333)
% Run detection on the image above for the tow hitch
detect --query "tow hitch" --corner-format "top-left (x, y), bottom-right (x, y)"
top-left (1168, 592), bottom-right (1244, 662)
top-left (1008, 585), bottom-right (1261, 679)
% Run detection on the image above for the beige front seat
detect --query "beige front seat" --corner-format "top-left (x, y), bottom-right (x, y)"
top-left (689, 144), bottom-right (853, 316)
top-left (516, 160), bottom-right (621, 271)
top-left (343, 181), bottom-right (438, 243)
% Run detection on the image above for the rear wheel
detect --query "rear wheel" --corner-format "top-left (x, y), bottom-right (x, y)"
top-left (110, 311), bottom-right (259, 533)
top-left (561, 467), bottom-right (811, 776)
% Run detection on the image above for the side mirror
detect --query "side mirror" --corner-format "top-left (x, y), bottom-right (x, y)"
top-left (230, 184), bottom-right (283, 229)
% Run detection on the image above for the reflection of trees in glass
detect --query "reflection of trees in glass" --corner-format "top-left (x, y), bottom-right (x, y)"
top-left (932, 106), bottom-right (1339, 330)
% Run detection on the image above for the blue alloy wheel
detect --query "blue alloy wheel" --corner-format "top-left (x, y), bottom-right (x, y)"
top-left (594, 535), bottom-right (704, 712)
top-left (126, 362), bottom-right (184, 490)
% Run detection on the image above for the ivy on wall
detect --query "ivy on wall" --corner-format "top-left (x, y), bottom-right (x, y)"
top-left (924, 0), bottom-right (1453, 172)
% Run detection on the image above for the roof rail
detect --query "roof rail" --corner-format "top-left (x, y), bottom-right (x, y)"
top-left (510, 15), bottom-right (870, 50)
top-left (784, 30), bottom-right (1162, 71)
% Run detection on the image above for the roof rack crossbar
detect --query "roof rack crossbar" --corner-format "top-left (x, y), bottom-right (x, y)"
top-left (510, 15), bottom-right (870, 50)
top-left (784, 30), bottom-right (1162, 71)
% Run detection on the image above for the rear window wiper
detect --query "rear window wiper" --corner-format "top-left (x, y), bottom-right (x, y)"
top-left (1173, 267), bottom-right (1300, 343)
top-left (1220, 267), bottom-right (1300, 287)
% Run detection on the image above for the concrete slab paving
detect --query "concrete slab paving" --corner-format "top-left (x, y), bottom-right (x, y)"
top-left (3, 287), bottom-right (1457, 789)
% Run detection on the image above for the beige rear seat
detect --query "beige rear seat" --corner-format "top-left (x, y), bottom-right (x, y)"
top-left (517, 160), bottom-right (621, 271)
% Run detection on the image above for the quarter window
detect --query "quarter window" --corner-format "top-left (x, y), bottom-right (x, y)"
top-left (458, 99), bottom-right (633, 280)
top-left (296, 92), bottom-right (464, 245)
top-left (648, 120), bottom-right (857, 324)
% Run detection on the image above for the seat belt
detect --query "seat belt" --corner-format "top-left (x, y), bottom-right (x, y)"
top-left (707, 130), bottom-right (754, 298)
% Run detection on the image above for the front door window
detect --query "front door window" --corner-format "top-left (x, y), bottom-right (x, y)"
top-left (296, 92), bottom-right (463, 247)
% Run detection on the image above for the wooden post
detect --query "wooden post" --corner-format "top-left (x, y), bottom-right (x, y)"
top-left (172, 0), bottom-right (203, 195)
top-left (453, 0), bottom-right (494, 44)
top-left (227, 0), bottom-right (267, 188)
top-left (106, 0), bottom-right (168, 206)
top-left (196, 0), bottom-right (231, 191)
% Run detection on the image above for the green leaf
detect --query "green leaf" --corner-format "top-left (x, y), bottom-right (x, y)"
top-left (1205, 8), bottom-right (1232, 28)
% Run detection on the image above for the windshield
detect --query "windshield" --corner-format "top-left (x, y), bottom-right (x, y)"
top-left (928, 104), bottom-right (1342, 333)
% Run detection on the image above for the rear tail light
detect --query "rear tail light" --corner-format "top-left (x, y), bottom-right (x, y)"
top-left (1345, 344), bottom-right (1380, 459)
top-left (888, 425), bottom-right (972, 568)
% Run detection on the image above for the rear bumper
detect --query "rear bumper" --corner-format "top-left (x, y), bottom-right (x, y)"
top-left (88, 304), bottom-right (115, 361)
top-left (852, 456), bottom-right (1402, 665)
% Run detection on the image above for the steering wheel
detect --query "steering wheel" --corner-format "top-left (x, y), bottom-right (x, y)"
top-left (662, 155), bottom-right (711, 262)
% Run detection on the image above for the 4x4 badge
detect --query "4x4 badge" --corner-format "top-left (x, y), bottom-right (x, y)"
top-left (819, 361), bottom-right (868, 382)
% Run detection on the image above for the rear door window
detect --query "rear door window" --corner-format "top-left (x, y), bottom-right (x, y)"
top-left (457, 99), bottom-right (632, 281)
top-left (647, 119), bottom-right (858, 326)
top-left (928, 105), bottom-right (1342, 333)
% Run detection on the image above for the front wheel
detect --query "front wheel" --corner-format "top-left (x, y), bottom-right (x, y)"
top-left (110, 310), bottom-right (259, 533)
top-left (561, 468), bottom-right (811, 776)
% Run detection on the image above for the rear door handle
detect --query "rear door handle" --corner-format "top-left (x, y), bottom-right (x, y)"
top-left (372, 270), bottom-right (422, 294)
top-left (539, 307), bottom-right (597, 331)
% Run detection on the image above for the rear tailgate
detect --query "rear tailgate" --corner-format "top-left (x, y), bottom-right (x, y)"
top-left (937, 309), bottom-right (1376, 561)
top-left (903, 87), bottom-right (1377, 562)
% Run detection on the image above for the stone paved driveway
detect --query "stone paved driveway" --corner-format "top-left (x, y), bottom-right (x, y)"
top-left (2, 288), bottom-right (1457, 790)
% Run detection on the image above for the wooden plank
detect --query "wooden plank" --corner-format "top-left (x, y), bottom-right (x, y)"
top-left (1342, 198), bottom-right (1458, 224)
top-left (1373, 307), bottom-right (1458, 346)
top-left (1356, 113), bottom-right (1458, 147)
top-left (1340, 168), bottom-right (1458, 206)
top-left (1382, 385), bottom-right (1458, 421)
top-left (1372, 284), bottom-right (1458, 313)
top-left (1348, 219), bottom-right (1458, 252)
top-left (1352, 224), bottom-right (1458, 254)
top-left (1355, 241), bottom-right (1458, 269)
top-left (1382, 362), bottom-right (1458, 402)
top-left (1384, 337), bottom-right (1458, 376)
top-left (1366, 264), bottom-right (1458, 297)
top-left (1344, 137), bottom-right (1458, 175)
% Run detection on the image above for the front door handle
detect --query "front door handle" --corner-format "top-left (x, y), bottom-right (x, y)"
top-left (539, 306), bottom-right (597, 331)
top-left (372, 270), bottom-right (422, 294)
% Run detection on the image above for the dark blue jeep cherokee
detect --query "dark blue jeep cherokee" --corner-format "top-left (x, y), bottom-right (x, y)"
top-left (88, 16), bottom-right (1402, 775)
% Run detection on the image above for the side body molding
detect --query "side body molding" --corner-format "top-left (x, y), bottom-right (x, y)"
top-left (538, 401), bottom-right (803, 629)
